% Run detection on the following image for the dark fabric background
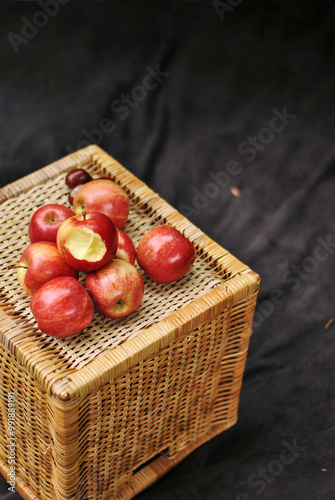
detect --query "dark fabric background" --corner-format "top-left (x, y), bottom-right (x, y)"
top-left (1, 1), bottom-right (335, 499)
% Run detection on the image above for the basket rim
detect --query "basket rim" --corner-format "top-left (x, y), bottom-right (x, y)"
top-left (0, 145), bottom-right (260, 401)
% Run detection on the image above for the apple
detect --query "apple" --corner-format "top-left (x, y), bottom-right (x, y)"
top-left (65, 168), bottom-right (92, 188)
top-left (136, 225), bottom-right (196, 283)
top-left (68, 184), bottom-right (83, 206)
top-left (28, 204), bottom-right (75, 243)
top-left (17, 241), bottom-right (78, 296)
top-left (115, 228), bottom-right (136, 265)
top-left (85, 259), bottom-right (144, 319)
top-left (30, 276), bottom-right (94, 337)
top-left (57, 211), bottom-right (118, 272)
top-left (73, 178), bottom-right (130, 229)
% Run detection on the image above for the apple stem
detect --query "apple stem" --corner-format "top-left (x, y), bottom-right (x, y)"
top-left (82, 211), bottom-right (87, 220)
top-left (9, 264), bottom-right (27, 270)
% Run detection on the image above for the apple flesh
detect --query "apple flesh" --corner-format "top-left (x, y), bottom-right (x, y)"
top-left (30, 276), bottom-right (94, 337)
top-left (136, 225), bottom-right (196, 283)
top-left (17, 241), bottom-right (78, 295)
top-left (116, 228), bottom-right (136, 265)
top-left (73, 178), bottom-right (130, 229)
top-left (57, 212), bottom-right (118, 272)
top-left (85, 259), bottom-right (144, 319)
top-left (65, 168), bottom-right (92, 188)
top-left (28, 204), bottom-right (75, 243)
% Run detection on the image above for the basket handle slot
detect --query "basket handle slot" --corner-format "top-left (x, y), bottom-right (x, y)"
top-left (132, 448), bottom-right (169, 476)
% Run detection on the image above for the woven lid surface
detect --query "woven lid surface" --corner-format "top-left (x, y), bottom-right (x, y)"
top-left (0, 146), bottom-right (255, 396)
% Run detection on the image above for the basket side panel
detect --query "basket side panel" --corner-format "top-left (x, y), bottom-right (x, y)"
top-left (212, 281), bottom-right (259, 426)
top-left (0, 344), bottom-right (54, 499)
top-left (76, 306), bottom-right (232, 499)
top-left (115, 275), bottom-right (260, 500)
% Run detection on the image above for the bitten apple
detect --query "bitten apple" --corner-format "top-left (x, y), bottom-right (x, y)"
top-left (17, 241), bottom-right (78, 295)
top-left (73, 178), bottom-right (130, 229)
top-left (30, 276), bottom-right (94, 337)
top-left (85, 259), bottom-right (144, 319)
top-left (28, 204), bottom-right (74, 243)
top-left (136, 225), bottom-right (196, 283)
top-left (57, 212), bottom-right (118, 272)
top-left (115, 228), bottom-right (136, 265)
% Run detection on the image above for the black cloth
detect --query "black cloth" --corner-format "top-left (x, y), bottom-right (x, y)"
top-left (1, 1), bottom-right (335, 499)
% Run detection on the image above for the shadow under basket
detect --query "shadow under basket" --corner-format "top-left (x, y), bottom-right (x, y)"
top-left (0, 145), bottom-right (260, 500)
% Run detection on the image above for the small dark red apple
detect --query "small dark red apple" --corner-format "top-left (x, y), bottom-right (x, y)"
top-left (68, 184), bottom-right (83, 206)
top-left (136, 225), bottom-right (196, 283)
top-left (65, 168), bottom-right (92, 188)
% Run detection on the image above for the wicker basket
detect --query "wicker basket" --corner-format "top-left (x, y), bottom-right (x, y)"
top-left (0, 145), bottom-right (259, 500)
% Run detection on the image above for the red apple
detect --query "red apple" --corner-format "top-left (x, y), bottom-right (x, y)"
top-left (68, 184), bottom-right (83, 206)
top-left (28, 204), bottom-right (75, 243)
top-left (73, 178), bottom-right (130, 229)
top-left (116, 228), bottom-right (136, 265)
top-left (17, 241), bottom-right (78, 296)
top-left (85, 259), bottom-right (144, 319)
top-left (65, 168), bottom-right (92, 188)
top-left (30, 276), bottom-right (94, 337)
top-left (136, 225), bottom-right (196, 283)
top-left (57, 212), bottom-right (118, 272)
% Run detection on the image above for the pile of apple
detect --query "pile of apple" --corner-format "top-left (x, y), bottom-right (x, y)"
top-left (16, 168), bottom-right (196, 339)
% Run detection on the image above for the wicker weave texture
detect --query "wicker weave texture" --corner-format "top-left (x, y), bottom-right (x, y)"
top-left (0, 146), bottom-right (259, 499)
